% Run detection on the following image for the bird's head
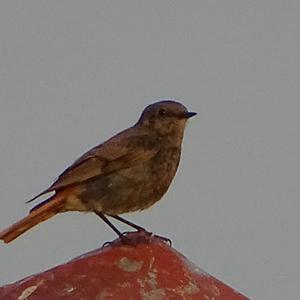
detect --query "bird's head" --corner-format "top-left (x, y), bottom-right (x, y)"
top-left (138, 100), bottom-right (196, 143)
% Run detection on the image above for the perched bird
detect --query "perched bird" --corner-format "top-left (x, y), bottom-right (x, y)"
top-left (0, 100), bottom-right (196, 243)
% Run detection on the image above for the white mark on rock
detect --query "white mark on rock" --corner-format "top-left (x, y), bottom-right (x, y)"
top-left (137, 260), bottom-right (166, 300)
top-left (96, 287), bottom-right (113, 300)
top-left (118, 257), bottom-right (143, 272)
top-left (165, 280), bottom-right (200, 297)
top-left (141, 288), bottom-right (166, 300)
top-left (67, 286), bottom-right (75, 293)
top-left (182, 281), bottom-right (200, 295)
top-left (116, 281), bottom-right (131, 288)
top-left (210, 284), bottom-right (220, 297)
top-left (17, 279), bottom-right (45, 300)
top-left (17, 285), bottom-right (38, 300)
top-left (147, 270), bottom-right (158, 290)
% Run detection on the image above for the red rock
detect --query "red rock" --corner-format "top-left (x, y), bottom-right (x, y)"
top-left (0, 232), bottom-right (249, 299)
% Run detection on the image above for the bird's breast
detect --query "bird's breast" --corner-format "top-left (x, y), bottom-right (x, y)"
top-left (78, 145), bottom-right (181, 215)
top-left (148, 146), bottom-right (181, 195)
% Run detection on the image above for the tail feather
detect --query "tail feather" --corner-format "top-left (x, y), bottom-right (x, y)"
top-left (0, 195), bottom-right (65, 243)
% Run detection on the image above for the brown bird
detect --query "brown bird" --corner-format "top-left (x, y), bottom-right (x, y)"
top-left (0, 100), bottom-right (196, 243)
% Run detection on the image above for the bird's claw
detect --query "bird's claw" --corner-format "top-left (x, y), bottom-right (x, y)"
top-left (102, 230), bottom-right (172, 248)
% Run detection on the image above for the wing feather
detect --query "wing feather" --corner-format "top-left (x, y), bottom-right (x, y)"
top-left (27, 127), bottom-right (159, 202)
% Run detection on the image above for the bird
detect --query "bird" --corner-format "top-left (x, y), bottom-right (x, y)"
top-left (0, 100), bottom-right (196, 243)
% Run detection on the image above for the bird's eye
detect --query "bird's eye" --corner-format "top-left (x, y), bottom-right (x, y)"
top-left (158, 108), bottom-right (167, 116)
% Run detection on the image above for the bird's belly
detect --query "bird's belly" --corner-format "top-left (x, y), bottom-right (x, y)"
top-left (78, 156), bottom-right (179, 215)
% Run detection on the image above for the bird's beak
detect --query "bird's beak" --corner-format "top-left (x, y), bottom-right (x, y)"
top-left (185, 111), bottom-right (197, 119)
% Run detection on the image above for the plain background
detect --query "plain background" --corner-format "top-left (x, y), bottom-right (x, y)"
top-left (0, 2), bottom-right (299, 299)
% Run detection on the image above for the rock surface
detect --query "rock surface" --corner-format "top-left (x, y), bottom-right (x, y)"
top-left (0, 232), bottom-right (249, 299)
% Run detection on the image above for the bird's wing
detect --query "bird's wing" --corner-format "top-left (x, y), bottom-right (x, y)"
top-left (27, 127), bottom-right (159, 202)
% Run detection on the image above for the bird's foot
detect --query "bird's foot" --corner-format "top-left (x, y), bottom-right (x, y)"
top-left (151, 233), bottom-right (172, 246)
top-left (123, 230), bottom-right (172, 246)
top-left (102, 230), bottom-right (172, 247)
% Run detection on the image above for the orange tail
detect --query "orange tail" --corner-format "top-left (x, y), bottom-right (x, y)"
top-left (0, 195), bottom-right (65, 243)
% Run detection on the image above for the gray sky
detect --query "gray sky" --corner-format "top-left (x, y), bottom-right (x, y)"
top-left (0, 2), bottom-right (299, 299)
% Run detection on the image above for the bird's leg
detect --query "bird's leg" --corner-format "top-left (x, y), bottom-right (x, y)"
top-left (94, 211), bottom-right (172, 246)
top-left (94, 210), bottom-right (124, 239)
top-left (111, 215), bottom-right (172, 246)
top-left (110, 215), bottom-right (146, 232)
top-left (94, 211), bottom-right (147, 246)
